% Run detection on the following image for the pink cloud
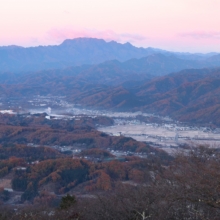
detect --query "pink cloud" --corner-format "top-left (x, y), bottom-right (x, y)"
top-left (46, 28), bottom-right (148, 45)
top-left (179, 31), bottom-right (220, 39)
top-left (63, 10), bottom-right (71, 14)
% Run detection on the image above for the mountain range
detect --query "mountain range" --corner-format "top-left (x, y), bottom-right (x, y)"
top-left (0, 38), bottom-right (220, 126)
top-left (0, 38), bottom-right (219, 73)
top-left (0, 38), bottom-right (163, 73)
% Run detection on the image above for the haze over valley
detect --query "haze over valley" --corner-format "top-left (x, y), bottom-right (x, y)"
top-left (0, 35), bottom-right (220, 219)
top-left (0, 38), bottom-right (220, 150)
top-left (1, 1), bottom-right (220, 216)
top-left (1, 39), bottom-right (220, 128)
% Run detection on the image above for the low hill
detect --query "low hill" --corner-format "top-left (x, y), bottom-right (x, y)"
top-left (0, 63), bottom-right (220, 126)
top-left (68, 68), bottom-right (220, 126)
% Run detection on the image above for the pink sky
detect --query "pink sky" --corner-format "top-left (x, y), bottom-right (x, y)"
top-left (1, 0), bottom-right (220, 52)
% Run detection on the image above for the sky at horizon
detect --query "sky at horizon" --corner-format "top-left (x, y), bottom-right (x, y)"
top-left (1, 0), bottom-right (220, 53)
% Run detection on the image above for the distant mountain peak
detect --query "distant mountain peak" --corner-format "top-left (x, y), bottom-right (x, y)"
top-left (123, 42), bottom-right (133, 47)
top-left (0, 45), bottom-right (23, 49)
top-left (61, 37), bottom-right (107, 46)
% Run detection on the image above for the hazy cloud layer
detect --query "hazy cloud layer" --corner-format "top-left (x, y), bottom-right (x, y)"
top-left (47, 28), bottom-right (148, 45)
top-left (180, 31), bottom-right (220, 39)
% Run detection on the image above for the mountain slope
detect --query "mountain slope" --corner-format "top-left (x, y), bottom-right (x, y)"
top-left (0, 53), bottom-right (220, 125)
top-left (1, 52), bottom-right (219, 88)
top-left (67, 68), bottom-right (220, 126)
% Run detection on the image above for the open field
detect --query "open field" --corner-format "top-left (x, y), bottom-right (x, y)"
top-left (1, 96), bottom-right (220, 150)
top-left (99, 123), bottom-right (220, 148)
